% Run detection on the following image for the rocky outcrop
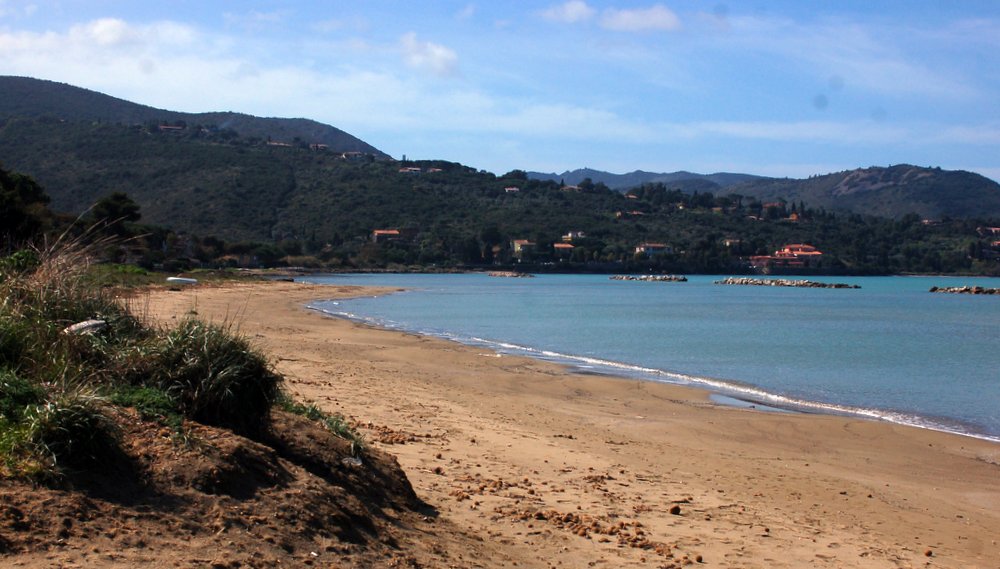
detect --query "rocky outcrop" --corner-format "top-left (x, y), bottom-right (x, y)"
top-left (488, 271), bottom-right (535, 278)
top-left (715, 277), bottom-right (860, 289)
top-left (610, 275), bottom-right (687, 282)
top-left (929, 286), bottom-right (1000, 295)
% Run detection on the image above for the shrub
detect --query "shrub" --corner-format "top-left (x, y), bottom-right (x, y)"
top-left (0, 370), bottom-right (45, 420)
top-left (152, 319), bottom-right (281, 436)
top-left (24, 389), bottom-right (120, 469)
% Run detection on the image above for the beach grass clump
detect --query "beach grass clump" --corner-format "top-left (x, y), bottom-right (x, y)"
top-left (0, 370), bottom-right (118, 475)
top-left (276, 392), bottom-right (366, 455)
top-left (149, 318), bottom-right (281, 437)
top-left (24, 388), bottom-right (120, 469)
top-left (1, 242), bottom-right (289, 479)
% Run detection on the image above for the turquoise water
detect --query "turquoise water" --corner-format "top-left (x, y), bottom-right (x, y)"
top-left (301, 273), bottom-right (1000, 441)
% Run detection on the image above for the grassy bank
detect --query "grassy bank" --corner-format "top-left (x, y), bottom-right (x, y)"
top-left (0, 244), bottom-right (361, 482)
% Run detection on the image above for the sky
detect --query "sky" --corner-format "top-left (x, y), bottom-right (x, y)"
top-left (1, 1), bottom-right (999, 181)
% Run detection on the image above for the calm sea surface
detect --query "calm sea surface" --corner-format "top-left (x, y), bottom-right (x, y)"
top-left (301, 273), bottom-right (1000, 441)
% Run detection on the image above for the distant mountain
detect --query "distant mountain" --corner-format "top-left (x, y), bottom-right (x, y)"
top-left (526, 168), bottom-right (767, 190)
top-left (530, 164), bottom-right (1000, 220)
top-left (0, 76), bottom-right (386, 156)
top-left (725, 165), bottom-right (1000, 220)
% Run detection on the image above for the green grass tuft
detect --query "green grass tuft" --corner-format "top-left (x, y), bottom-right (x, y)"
top-left (152, 319), bottom-right (281, 437)
top-left (276, 392), bottom-right (365, 456)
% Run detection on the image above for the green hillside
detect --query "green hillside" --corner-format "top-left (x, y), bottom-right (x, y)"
top-left (2, 116), bottom-right (997, 275)
top-left (1, 77), bottom-right (998, 275)
top-left (725, 165), bottom-right (1000, 220)
top-left (0, 76), bottom-right (386, 156)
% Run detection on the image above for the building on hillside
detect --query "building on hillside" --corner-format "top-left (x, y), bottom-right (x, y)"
top-left (504, 186), bottom-right (521, 193)
top-left (511, 239), bottom-right (536, 261)
top-left (635, 243), bottom-right (673, 257)
top-left (562, 231), bottom-right (587, 242)
top-left (371, 229), bottom-right (401, 243)
top-left (553, 242), bottom-right (575, 259)
top-left (750, 243), bottom-right (824, 270)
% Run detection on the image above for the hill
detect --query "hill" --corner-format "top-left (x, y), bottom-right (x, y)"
top-left (1, 117), bottom-right (997, 275)
top-left (527, 168), bottom-right (765, 190)
top-left (0, 76), bottom-right (386, 156)
top-left (723, 165), bottom-right (1000, 220)
top-left (530, 165), bottom-right (1000, 220)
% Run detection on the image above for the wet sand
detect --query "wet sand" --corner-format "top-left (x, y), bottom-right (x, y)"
top-left (145, 280), bottom-right (1000, 568)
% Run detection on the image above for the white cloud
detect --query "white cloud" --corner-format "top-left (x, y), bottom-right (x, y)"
top-left (681, 120), bottom-right (912, 145)
top-left (600, 5), bottom-right (681, 32)
top-left (400, 32), bottom-right (459, 77)
top-left (541, 1), bottom-right (595, 24)
top-left (70, 18), bottom-right (141, 47)
top-left (933, 124), bottom-right (1000, 145)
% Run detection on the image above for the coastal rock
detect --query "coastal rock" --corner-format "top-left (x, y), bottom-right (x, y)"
top-left (488, 271), bottom-right (535, 278)
top-left (714, 277), bottom-right (860, 289)
top-left (929, 285), bottom-right (1000, 295)
top-left (610, 275), bottom-right (688, 282)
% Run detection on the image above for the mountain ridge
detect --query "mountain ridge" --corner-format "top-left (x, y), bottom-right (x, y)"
top-left (2, 76), bottom-right (1000, 222)
top-left (0, 75), bottom-right (387, 156)
top-left (526, 168), bottom-right (766, 190)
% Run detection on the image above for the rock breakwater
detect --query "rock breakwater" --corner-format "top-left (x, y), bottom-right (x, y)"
top-left (610, 275), bottom-right (687, 282)
top-left (488, 271), bottom-right (535, 278)
top-left (715, 277), bottom-right (860, 289)
top-left (929, 285), bottom-right (1000, 295)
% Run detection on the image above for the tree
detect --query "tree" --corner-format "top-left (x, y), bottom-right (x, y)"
top-left (90, 192), bottom-right (141, 236)
top-left (0, 166), bottom-right (51, 247)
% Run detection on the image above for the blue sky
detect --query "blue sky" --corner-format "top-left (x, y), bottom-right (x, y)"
top-left (1, 1), bottom-right (999, 181)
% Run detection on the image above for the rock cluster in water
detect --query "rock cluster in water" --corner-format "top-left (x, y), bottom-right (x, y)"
top-left (929, 285), bottom-right (1000, 295)
top-left (488, 271), bottom-right (535, 278)
top-left (714, 277), bottom-right (860, 289)
top-left (610, 275), bottom-right (687, 282)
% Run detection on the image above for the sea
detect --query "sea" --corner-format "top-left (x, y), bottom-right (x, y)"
top-left (299, 273), bottom-right (1000, 442)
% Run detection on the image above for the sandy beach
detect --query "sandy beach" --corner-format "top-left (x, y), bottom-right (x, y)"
top-left (145, 280), bottom-right (1000, 568)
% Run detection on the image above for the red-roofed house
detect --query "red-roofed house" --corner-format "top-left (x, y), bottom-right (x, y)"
top-left (553, 242), bottom-right (575, 259)
top-left (371, 229), bottom-right (401, 243)
top-left (751, 243), bottom-right (824, 270)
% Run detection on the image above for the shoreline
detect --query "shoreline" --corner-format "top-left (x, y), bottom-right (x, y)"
top-left (308, 295), bottom-right (1000, 445)
top-left (145, 280), bottom-right (1000, 568)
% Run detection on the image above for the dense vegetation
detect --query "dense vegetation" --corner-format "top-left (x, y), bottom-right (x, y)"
top-left (0, 242), bottom-right (364, 481)
top-left (2, 147), bottom-right (998, 275)
top-left (0, 75), bottom-right (384, 156)
top-left (1, 73), bottom-right (999, 275)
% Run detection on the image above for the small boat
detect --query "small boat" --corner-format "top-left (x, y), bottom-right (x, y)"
top-left (165, 277), bottom-right (198, 285)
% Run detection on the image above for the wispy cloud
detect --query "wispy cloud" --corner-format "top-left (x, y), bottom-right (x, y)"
top-left (600, 4), bottom-right (681, 32)
top-left (719, 15), bottom-right (982, 100)
top-left (223, 10), bottom-right (289, 32)
top-left (674, 120), bottom-right (912, 146)
top-left (400, 32), bottom-right (459, 77)
top-left (541, 1), bottom-right (595, 24)
top-left (456, 4), bottom-right (476, 21)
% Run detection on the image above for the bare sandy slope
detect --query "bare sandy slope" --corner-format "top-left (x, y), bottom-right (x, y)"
top-left (146, 280), bottom-right (1000, 569)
